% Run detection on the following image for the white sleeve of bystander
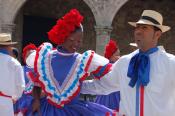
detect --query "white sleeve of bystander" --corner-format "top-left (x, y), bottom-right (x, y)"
top-left (13, 64), bottom-right (25, 100)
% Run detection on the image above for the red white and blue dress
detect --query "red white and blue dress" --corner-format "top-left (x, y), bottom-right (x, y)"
top-left (28, 42), bottom-right (115, 116)
top-left (95, 61), bottom-right (120, 111)
top-left (14, 66), bottom-right (34, 115)
top-left (95, 91), bottom-right (120, 111)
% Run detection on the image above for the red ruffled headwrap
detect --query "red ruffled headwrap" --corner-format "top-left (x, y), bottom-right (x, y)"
top-left (104, 40), bottom-right (118, 59)
top-left (22, 43), bottom-right (37, 63)
top-left (48, 9), bottom-right (84, 45)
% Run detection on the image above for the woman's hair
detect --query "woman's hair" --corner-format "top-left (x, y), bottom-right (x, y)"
top-left (73, 24), bottom-right (83, 33)
top-left (104, 39), bottom-right (118, 59)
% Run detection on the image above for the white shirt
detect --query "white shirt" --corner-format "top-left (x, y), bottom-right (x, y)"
top-left (0, 53), bottom-right (25, 116)
top-left (81, 47), bottom-right (175, 116)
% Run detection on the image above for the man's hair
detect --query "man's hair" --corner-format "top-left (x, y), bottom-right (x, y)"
top-left (0, 45), bottom-right (10, 48)
top-left (12, 47), bottom-right (19, 58)
top-left (153, 26), bottom-right (161, 32)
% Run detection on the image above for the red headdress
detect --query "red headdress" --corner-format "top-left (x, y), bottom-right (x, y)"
top-left (48, 9), bottom-right (84, 45)
top-left (22, 43), bottom-right (37, 63)
top-left (104, 40), bottom-right (118, 59)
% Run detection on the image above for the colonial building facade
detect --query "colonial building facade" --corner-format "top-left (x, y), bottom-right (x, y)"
top-left (0, 0), bottom-right (175, 56)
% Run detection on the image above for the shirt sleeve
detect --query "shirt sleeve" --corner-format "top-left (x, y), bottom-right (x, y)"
top-left (84, 51), bottom-right (112, 79)
top-left (81, 60), bottom-right (121, 95)
top-left (13, 61), bottom-right (25, 100)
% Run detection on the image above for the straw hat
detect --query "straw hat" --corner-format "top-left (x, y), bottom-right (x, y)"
top-left (129, 43), bottom-right (137, 47)
top-left (128, 10), bottom-right (170, 32)
top-left (0, 33), bottom-right (17, 45)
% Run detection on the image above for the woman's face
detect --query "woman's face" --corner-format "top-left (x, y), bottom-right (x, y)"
top-left (109, 49), bottom-right (120, 63)
top-left (62, 31), bottom-right (83, 53)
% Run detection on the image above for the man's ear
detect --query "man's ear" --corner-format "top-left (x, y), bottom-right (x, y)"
top-left (155, 30), bottom-right (162, 40)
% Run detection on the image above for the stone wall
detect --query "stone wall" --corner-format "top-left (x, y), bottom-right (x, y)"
top-left (112, 0), bottom-right (175, 55)
top-left (1, 0), bottom-right (175, 56)
top-left (14, 0), bottom-right (96, 53)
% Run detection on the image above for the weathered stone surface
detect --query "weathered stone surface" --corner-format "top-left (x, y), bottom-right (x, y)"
top-left (112, 0), bottom-right (175, 55)
top-left (1, 0), bottom-right (175, 57)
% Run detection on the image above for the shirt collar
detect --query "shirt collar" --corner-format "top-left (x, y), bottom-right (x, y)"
top-left (0, 49), bottom-right (9, 55)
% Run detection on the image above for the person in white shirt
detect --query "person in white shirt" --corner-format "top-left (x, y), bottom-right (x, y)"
top-left (81, 10), bottom-right (175, 116)
top-left (0, 33), bottom-right (25, 116)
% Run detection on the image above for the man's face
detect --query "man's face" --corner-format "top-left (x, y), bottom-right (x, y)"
top-left (134, 24), bottom-right (161, 51)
